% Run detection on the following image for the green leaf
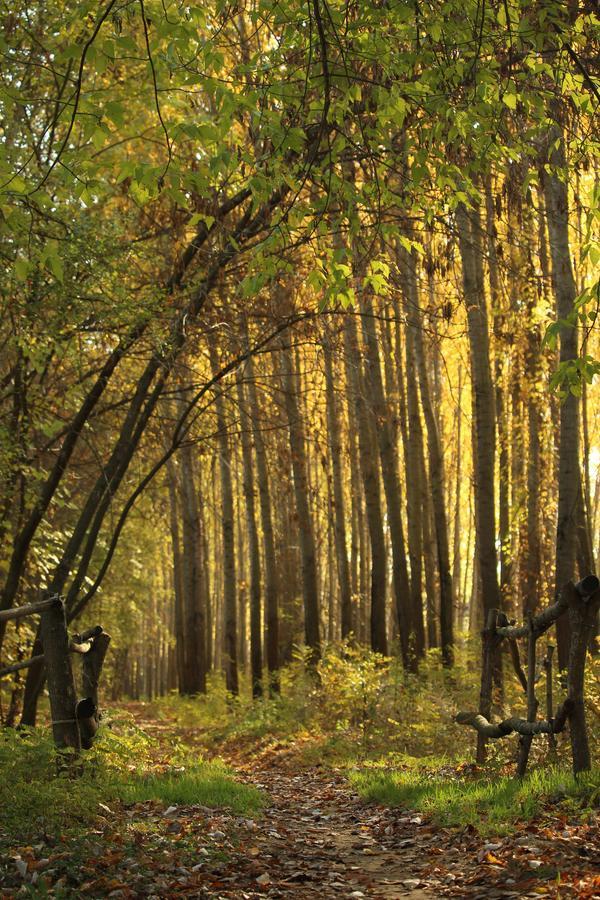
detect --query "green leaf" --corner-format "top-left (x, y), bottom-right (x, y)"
top-left (13, 258), bottom-right (30, 281)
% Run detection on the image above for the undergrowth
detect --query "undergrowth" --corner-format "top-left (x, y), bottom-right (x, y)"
top-left (0, 714), bottom-right (263, 846)
top-left (150, 637), bottom-right (544, 765)
top-left (146, 639), bottom-right (600, 833)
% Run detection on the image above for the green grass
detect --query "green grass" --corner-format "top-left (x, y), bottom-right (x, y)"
top-left (349, 762), bottom-right (600, 834)
top-left (118, 760), bottom-right (265, 814)
top-left (0, 719), bottom-right (264, 846)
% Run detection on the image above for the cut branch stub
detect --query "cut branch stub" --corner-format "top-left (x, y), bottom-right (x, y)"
top-left (574, 575), bottom-right (600, 597)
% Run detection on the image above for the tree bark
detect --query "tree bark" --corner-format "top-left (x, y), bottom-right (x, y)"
top-left (343, 312), bottom-right (389, 657)
top-left (179, 439), bottom-right (207, 695)
top-left (40, 596), bottom-right (81, 752)
top-left (209, 345), bottom-right (239, 694)
top-left (457, 200), bottom-right (502, 757)
top-left (322, 327), bottom-right (353, 639)
top-left (166, 458), bottom-right (186, 691)
top-left (245, 344), bottom-right (279, 690)
top-left (542, 115), bottom-right (586, 670)
top-left (278, 311), bottom-right (321, 658)
top-left (236, 375), bottom-right (263, 697)
top-left (402, 244), bottom-right (454, 664)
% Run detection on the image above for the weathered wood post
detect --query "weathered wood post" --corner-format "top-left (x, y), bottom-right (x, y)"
top-left (79, 628), bottom-right (111, 748)
top-left (39, 594), bottom-right (81, 753)
top-left (516, 616), bottom-right (538, 778)
top-left (543, 644), bottom-right (557, 756)
top-left (477, 608), bottom-right (499, 764)
top-left (567, 576), bottom-right (600, 775)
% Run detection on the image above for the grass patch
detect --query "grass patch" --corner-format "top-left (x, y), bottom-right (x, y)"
top-left (0, 715), bottom-right (264, 846)
top-left (349, 762), bottom-right (600, 834)
top-left (118, 760), bottom-right (265, 814)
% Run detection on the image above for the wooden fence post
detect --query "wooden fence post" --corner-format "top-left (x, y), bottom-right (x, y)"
top-left (516, 616), bottom-right (538, 778)
top-left (79, 631), bottom-right (111, 748)
top-left (39, 595), bottom-right (81, 753)
top-left (543, 644), bottom-right (557, 757)
top-left (567, 578), bottom-right (600, 775)
top-left (477, 608), bottom-right (498, 764)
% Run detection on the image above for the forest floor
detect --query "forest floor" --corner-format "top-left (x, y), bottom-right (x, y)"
top-left (2, 703), bottom-right (600, 898)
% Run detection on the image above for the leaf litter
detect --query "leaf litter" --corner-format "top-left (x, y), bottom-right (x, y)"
top-left (1, 710), bottom-right (598, 898)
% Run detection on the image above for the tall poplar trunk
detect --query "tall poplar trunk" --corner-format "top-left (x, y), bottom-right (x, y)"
top-left (402, 245), bottom-right (454, 664)
top-left (209, 345), bottom-right (238, 695)
top-left (453, 370), bottom-right (464, 626)
top-left (457, 199), bottom-right (501, 759)
top-left (178, 441), bottom-right (207, 694)
top-left (166, 458), bottom-right (186, 691)
top-left (278, 320), bottom-right (321, 658)
top-left (542, 114), bottom-right (586, 669)
top-left (322, 329), bottom-right (353, 638)
top-left (485, 179), bottom-right (511, 611)
top-left (361, 293), bottom-right (415, 661)
top-left (457, 202), bottom-right (501, 618)
top-left (343, 313), bottom-right (389, 656)
top-left (245, 344), bottom-right (279, 690)
top-left (236, 375), bottom-right (263, 697)
top-left (402, 310), bottom-right (426, 660)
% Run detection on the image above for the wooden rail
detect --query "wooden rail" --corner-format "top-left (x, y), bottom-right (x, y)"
top-left (0, 595), bottom-right (63, 624)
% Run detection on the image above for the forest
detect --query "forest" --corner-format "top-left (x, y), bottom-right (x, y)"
top-left (0, 0), bottom-right (599, 896)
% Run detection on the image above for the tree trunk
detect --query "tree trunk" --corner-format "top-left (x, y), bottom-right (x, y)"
top-left (278, 316), bottom-right (321, 658)
top-left (401, 305), bottom-right (426, 661)
top-left (236, 375), bottom-right (263, 697)
top-left (343, 312), bottom-right (389, 657)
top-left (402, 244), bottom-right (454, 664)
top-left (245, 345), bottom-right (280, 690)
top-left (457, 200), bottom-right (501, 758)
top-left (166, 458), bottom-right (186, 691)
top-left (209, 345), bottom-right (239, 694)
top-left (542, 114), bottom-right (585, 670)
top-left (40, 596), bottom-right (81, 752)
top-left (322, 328), bottom-right (353, 639)
top-left (178, 440), bottom-right (207, 694)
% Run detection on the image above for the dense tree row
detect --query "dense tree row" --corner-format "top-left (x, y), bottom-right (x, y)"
top-left (0, 0), bottom-right (598, 714)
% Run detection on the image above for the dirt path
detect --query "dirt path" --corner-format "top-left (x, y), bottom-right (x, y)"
top-left (224, 754), bottom-right (437, 898)
top-left (5, 705), bottom-right (596, 898)
top-left (212, 749), bottom-right (599, 900)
